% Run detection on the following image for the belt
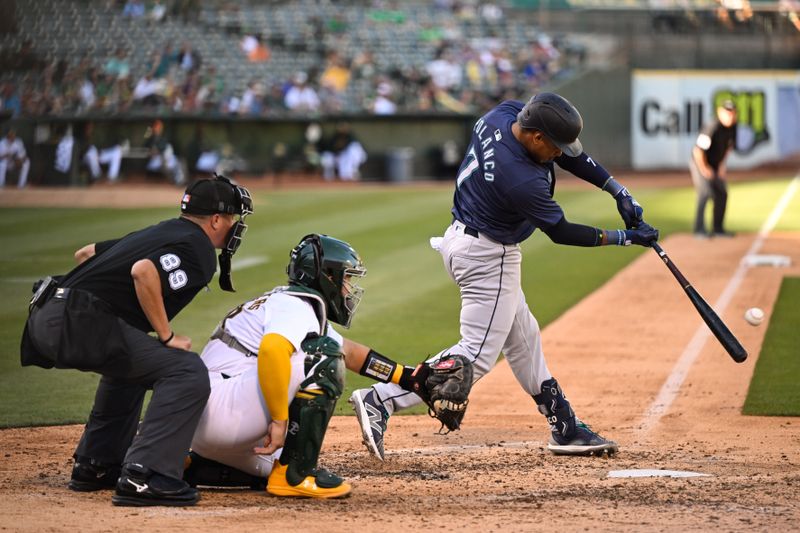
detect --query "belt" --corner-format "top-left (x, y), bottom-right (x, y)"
top-left (210, 326), bottom-right (257, 358)
top-left (454, 220), bottom-right (480, 238)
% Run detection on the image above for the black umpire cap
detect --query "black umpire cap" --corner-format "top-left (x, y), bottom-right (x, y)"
top-left (181, 176), bottom-right (247, 216)
top-left (517, 92), bottom-right (583, 157)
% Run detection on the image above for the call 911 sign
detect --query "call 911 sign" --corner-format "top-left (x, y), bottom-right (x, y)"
top-left (630, 70), bottom-right (800, 170)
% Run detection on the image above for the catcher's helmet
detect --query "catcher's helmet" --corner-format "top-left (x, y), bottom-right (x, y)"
top-left (517, 92), bottom-right (583, 157)
top-left (287, 234), bottom-right (366, 328)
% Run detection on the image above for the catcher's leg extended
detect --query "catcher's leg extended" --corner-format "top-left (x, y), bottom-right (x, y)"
top-left (267, 353), bottom-right (350, 499)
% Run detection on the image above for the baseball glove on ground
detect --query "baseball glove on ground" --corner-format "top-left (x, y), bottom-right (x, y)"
top-left (411, 354), bottom-right (474, 433)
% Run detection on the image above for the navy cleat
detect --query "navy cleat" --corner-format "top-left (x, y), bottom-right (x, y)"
top-left (547, 418), bottom-right (618, 456)
top-left (534, 378), bottom-right (618, 457)
top-left (349, 388), bottom-right (389, 461)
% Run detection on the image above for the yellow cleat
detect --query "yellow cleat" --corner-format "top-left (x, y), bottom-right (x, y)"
top-left (266, 463), bottom-right (352, 499)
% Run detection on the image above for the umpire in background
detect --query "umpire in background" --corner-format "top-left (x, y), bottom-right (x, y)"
top-left (690, 99), bottom-right (738, 238)
top-left (20, 175), bottom-right (253, 507)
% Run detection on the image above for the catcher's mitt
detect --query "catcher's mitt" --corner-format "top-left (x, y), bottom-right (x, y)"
top-left (411, 354), bottom-right (474, 433)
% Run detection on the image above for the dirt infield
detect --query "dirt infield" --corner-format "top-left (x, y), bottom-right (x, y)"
top-left (2, 183), bottom-right (799, 531)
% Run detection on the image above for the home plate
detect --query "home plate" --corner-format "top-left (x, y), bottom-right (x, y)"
top-left (741, 254), bottom-right (792, 267)
top-left (607, 469), bottom-right (711, 479)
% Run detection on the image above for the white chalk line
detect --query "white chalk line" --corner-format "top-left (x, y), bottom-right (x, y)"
top-left (637, 176), bottom-right (800, 437)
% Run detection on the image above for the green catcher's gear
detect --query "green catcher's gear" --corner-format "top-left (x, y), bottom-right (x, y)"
top-left (276, 335), bottom-right (345, 486)
top-left (286, 234), bottom-right (366, 328)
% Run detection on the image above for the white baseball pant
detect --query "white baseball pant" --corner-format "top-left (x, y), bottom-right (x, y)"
top-left (190, 339), bottom-right (308, 478)
top-left (84, 145), bottom-right (123, 180)
top-left (0, 158), bottom-right (30, 188)
top-left (369, 221), bottom-right (553, 414)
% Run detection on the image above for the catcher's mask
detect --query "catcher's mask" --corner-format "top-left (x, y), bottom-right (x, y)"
top-left (181, 173), bottom-right (253, 291)
top-left (287, 234), bottom-right (366, 328)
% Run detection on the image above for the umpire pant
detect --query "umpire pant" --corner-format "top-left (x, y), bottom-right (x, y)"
top-left (74, 319), bottom-right (210, 480)
top-left (689, 159), bottom-right (728, 234)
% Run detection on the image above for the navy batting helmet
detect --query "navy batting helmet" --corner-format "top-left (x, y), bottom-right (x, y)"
top-left (517, 92), bottom-right (583, 157)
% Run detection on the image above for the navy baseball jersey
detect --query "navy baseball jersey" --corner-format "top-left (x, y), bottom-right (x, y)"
top-left (62, 218), bottom-right (217, 332)
top-left (452, 100), bottom-right (610, 245)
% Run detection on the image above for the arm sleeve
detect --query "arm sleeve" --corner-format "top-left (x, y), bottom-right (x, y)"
top-left (257, 333), bottom-right (294, 422)
top-left (555, 152), bottom-right (612, 189)
top-left (542, 216), bottom-right (603, 247)
top-left (94, 238), bottom-right (121, 256)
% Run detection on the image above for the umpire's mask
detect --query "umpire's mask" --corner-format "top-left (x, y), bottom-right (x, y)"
top-left (181, 174), bottom-right (254, 292)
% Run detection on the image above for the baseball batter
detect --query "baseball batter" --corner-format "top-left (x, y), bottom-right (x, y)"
top-left (186, 234), bottom-right (458, 498)
top-left (350, 93), bottom-right (659, 460)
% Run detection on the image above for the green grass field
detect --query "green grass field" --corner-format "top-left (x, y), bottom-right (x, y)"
top-left (1, 177), bottom-right (798, 427)
top-left (743, 277), bottom-right (800, 416)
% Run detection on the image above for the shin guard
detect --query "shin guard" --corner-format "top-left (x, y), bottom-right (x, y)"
top-left (532, 378), bottom-right (577, 439)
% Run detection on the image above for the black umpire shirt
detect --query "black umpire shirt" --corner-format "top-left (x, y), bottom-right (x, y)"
top-left (61, 218), bottom-right (217, 332)
top-left (697, 119), bottom-right (737, 171)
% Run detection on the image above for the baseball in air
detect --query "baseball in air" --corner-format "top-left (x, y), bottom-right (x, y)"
top-left (744, 307), bottom-right (764, 326)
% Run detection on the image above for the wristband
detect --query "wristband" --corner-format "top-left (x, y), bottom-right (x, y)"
top-left (359, 349), bottom-right (400, 383)
top-left (160, 331), bottom-right (175, 345)
top-left (601, 176), bottom-right (624, 197)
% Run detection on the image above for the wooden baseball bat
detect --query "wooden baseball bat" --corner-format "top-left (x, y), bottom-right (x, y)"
top-left (652, 242), bottom-right (747, 363)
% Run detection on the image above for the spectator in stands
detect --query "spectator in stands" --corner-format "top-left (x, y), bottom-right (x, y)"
top-left (149, 0), bottom-right (168, 23)
top-left (371, 81), bottom-right (397, 115)
top-left (263, 82), bottom-right (289, 115)
top-left (0, 128), bottom-right (31, 188)
top-left (132, 73), bottom-right (163, 107)
top-left (351, 49), bottom-right (377, 81)
top-left (146, 45), bottom-right (175, 79)
top-left (144, 119), bottom-right (185, 185)
top-left (426, 48), bottom-right (463, 91)
top-left (320, 52), bottom-right (351, 94)
top-left (177, 42), bottom-right (202, 73)
top-left (0, 82), bottom-right (22, 118)
top-left (196, 66), bottom-right (225, 112)
top-left (78, 68), bottom-right (98, 113)
top-left (319, 122), bottom-right (367, 182)
top-left (104, 48), bottom-right (131, 81)
top-left (240, 81), bottom-right (265, 116)
top-left (248, 35), bottom-right (271, 63)
top-left (122, 0), bottom-right (146, 19)
top-left (284, 72), bottom-right (320, 114)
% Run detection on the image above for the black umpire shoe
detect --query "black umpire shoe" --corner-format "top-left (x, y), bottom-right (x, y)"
top-left (112, 463), bottom-right (199, 507)
top-left (68, 457), bottom-right (121, 492)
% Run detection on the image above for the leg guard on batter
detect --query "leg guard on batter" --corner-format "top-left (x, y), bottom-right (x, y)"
top-left (267, 353), bottom-right (351, 498)
top-left (533, 378), bottom-right (576, 438)
top-left (183, 451), bottom-right (266, 490)
top-left (533, 378), bottom-right (619, 456)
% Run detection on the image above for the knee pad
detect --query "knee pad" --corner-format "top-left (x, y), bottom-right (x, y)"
top-left (302, 352), bottom-right (345, 399)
